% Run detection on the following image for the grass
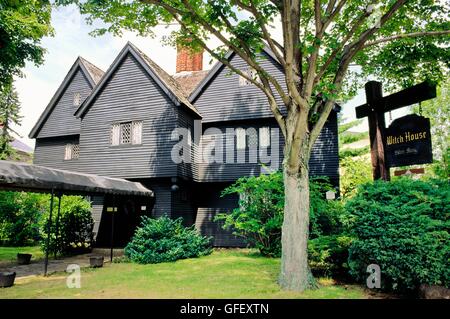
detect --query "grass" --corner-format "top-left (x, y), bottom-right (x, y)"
top-left (0, 246), bottom-right (44, 264)
top-left (0, 249), bottom-right (370, 299)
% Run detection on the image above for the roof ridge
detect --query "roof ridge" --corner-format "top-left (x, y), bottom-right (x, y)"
top-left (78, 56), bottom-right (105, 85)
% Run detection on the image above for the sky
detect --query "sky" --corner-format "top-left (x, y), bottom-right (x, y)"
top-left (13, 5), bottom-right (407, 149)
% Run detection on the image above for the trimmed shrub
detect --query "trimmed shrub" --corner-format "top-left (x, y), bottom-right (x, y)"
top-left (125, 216), bottom-right (212, 264)
top-left (41, 196), bottom-right (94, 256)
top-left (346, 178), bottom-right (450, 292)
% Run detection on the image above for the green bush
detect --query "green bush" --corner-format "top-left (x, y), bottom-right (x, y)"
top-left (308, 235), bottom-right (353, 278)
top-left (125, 216), bottom-right (212, 264)
top-left (346, 178), bottom-right (450, 292)
top-left (41, 196), bottom-right (94, 256)
top-left (0, 191), bottom-right (47, 246)
top-left (216, 172), bottom-right (350, 272)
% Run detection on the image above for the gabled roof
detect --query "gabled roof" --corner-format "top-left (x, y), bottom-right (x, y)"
top-left (74, 42), bottom-right (201, 119)
top-left (188, 47), bottom-right (280, 103)
top-left (29, 57), bottom-right (105, 139)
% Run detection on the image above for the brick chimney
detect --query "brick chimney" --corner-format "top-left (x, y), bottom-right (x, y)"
top-left (176, 45), bottom-right (203, 73)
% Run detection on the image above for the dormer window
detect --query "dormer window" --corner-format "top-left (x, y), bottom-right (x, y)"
top-left (73, 92), bottom-right (81, 106)
top-left (111, 121), bottom-right (142, 146)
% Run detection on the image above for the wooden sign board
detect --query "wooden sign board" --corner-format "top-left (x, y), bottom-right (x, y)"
top-left (385, 114), bottom-right (433, 167)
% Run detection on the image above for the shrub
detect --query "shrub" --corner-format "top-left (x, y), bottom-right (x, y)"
top-left (41, 196), bottom-right (94, 256)
top-left (308, 235), bottom-right (353, 278)
top-left (125, 216), bottom-right (212, 264)
top-left (346, 178), bottom-right (450, 292)
top-left (0, 191), bottom-right (47, 246)
top-left (216, 172), bottom-right (349, 267)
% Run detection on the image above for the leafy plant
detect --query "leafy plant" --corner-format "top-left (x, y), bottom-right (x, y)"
top-left (40, 196), bottom-right (94, 256)
top-left (346, 178), bottom-right (450, 293)
top-left (217, 172), bottom-right (348, 264)
top-left (125, 216), bottom-right (212, 264)
top-left (0, 191), bottom-right (47, 246)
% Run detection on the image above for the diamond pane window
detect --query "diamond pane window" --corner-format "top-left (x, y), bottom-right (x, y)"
top-left (73, 92), bottom-right (81, 106)
top-left (236, 128), bottom-right (246, 150)
top-left (64, 143), bottom-right (79, 160)
top-left (120, 122), bottom-right (132, 144)
top-left (259, 127), bottom-right (270, 148)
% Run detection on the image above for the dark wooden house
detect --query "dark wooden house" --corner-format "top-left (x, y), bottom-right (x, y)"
top-left (30, 42), bottom-right (339, 247)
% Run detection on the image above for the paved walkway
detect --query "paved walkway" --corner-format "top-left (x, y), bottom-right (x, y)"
top-left (0, 249), bottom-right (123, 279)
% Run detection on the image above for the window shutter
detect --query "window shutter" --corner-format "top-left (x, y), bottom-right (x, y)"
top-left (132, 121), bottom-right (142, 145)
top-left (236, 128), bottom-right (246, 150)
top-left (111, 123), bottom-right (120, 146)
top-left (64, 144), bottom-right (72, 160)
top-left (259, 127), bottom-right (270, 148)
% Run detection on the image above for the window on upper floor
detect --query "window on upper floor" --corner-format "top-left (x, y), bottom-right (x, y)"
top-left (236, 127), bottom-right (246, 150)
top-left (73, 92), bottom-right (81, 107)
top-left (238, 67), bottom-right (260, 86)
top-left (64, 143), bottom-right (79, 160)
top-left (111, 121), bottom-right (142, 146)
top-left (259, 127), bottom-right (270, 148)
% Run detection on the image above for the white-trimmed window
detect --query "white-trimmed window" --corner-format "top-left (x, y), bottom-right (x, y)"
top-left (73, 92), bottom-right (81, 106)
top-left (111, 121), bottom-right (143, 146)
top-left (64, 143), bottom-right (79, 160)
top-left (259, 127), bottom-right (270, 148)
top-left (236, 127), bottom-right (246, 150)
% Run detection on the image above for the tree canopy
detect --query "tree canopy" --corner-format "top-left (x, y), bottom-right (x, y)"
top-left (0, 0), bottom-right (53, 92)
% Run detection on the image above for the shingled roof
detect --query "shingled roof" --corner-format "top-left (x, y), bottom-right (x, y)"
top-left (79, 57), bottom-right (105, 84)
top-left (173, 70), bottom-right (209, 97)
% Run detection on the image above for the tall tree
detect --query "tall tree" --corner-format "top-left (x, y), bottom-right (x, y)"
top-left (0, 0), bottom-right (53, 92)
top-left (58, 0), bottom-right (449, 291)
top-left (0, 85), bottom-right (22, 160)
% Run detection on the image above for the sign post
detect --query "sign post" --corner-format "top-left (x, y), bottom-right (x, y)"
top-left (355, 80), bottom-right (436, 181)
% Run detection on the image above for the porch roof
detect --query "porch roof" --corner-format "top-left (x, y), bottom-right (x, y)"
top-left (0, 160), bottom-right (153, 197)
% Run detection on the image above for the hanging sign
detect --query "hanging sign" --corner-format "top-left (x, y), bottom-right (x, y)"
top-left (385, 114), bottom-right (433, 167)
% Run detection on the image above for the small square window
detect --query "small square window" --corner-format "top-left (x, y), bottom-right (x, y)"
top-left (64, 143), bottom-right (79, 160)
top-left (73, 92), bottom-right (81, 106)
top-left (238, 68), bottom-right (260, 86)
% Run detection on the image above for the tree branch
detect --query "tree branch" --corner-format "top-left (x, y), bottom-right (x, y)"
top-left (362, 30), bottom-right (450, 48)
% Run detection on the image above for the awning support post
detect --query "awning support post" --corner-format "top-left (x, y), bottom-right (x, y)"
top-left (54, 194), bottom-right (62, 259)
top-left (44, 188), bottom-right (55, 276)
top-left (110, 195), bottom-right (115, 263)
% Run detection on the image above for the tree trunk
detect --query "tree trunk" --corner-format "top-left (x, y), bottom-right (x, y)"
top-left (279, 155), bottom-right (314, 291)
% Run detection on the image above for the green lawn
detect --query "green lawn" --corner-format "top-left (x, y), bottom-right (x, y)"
top-left (0, 246), bottom-right (43, 264)
top-left (0, 249), bottom-right (371, 299)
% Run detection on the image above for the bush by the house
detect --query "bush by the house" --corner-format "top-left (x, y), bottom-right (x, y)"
top-left (0, 191), bottom-right (47, 246)
top-left (216, 172), bottom-right (350, 275)
top-left (125, 216), bottom-right (212, 264)
top-left (346, 178), bottom-right (450, 293)
top-left (41, 196), bottom-right (94, 256)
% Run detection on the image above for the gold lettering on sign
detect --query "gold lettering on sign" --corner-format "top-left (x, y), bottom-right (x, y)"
top-left (386, 131), bottom-right (427, 145)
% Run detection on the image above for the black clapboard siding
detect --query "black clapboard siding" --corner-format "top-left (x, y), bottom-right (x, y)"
top-left (194, 115), bottom-right (339, 187)
top-left (78, 53), bottom-right (179, 178)
top-left (194, 182), bottom-right (245, 247)
top-left (33, 135), bottom-right (80, 171)
top-left (37, 70), bottom-right (91, 138)
top-left (192, 52), bottom-right (287, 123)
